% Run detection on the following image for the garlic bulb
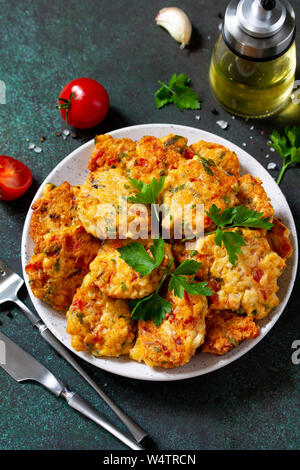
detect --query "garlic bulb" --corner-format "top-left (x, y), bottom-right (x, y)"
top-left (155, 7), bottom-right (192, 48)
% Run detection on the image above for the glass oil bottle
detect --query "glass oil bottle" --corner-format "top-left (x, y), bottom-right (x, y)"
top-left (209, 0), bottom-right (296, 118)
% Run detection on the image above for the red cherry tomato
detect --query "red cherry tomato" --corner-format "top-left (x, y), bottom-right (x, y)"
top-left (0, 155), bottom-right (33, 201)
top-left (57, 78), bottom-right (110, 129)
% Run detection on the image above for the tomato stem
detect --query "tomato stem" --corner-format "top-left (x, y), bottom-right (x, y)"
top-left (57, 92), bottom-right (76, 123)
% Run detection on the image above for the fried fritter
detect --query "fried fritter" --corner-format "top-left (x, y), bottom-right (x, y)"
top-left (89, 239), bottom-right (173, 299)
top-left (30, 182), bottom-right (80, 245)
top-left (237, 174), bottom-right (274, 220)
top-left (66, 272), bottom-right (136, 357)
top-left (77, 168), bottom-right (150, 239)
top-left (88, 134), bottom-right (187, 183)
top-left (88, 134), bottom-right (137, 173)
top-left (190, 140), bottom-right (240, 177)
top-left (130, 290), bottom-right (208, 368)
top-left (161, 157), bottom-right (239, 234)
top-left (202, 310), bottom-right (260, 355)
top-left (267, 217), bottom-right (293, 260)
top-left (173, 228), bottom-right (285, 319)
top-left (25, 226), bottom-right (101, 310)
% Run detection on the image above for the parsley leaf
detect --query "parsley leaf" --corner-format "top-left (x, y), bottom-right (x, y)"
top-left (117, 238), bottom-right (165, 276)
top-left (269, 126), bottom-right (300, 185)
top-left (130, 293), bottom-right (172, 327)
top-left (155, 73), bottom-right (201, 111)
top-left (206, 204), bottom-right (273, 265)
top-left (128, 176), bottom-right (165, 204)
top-left (119, 239), bottom-right (212, 326)
top-left (169, 275), bottom-right (211, 298)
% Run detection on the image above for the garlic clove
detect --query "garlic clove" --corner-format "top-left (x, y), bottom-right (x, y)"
top-left (155, 7), bottom-right (192, 48)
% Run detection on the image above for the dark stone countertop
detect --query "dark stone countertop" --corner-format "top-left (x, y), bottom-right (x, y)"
top-left (0, 0), bottom-right (299, 450)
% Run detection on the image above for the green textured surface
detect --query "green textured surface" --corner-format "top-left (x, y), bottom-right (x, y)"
top-left (0, 0), bottom-right (299, 450)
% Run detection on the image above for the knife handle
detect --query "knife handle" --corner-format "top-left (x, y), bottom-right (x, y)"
top-left (13, 296), bottom-right (147, 443)
top-left (36, 322), bottom-right (147, 443)
top-left (61, 388), bottom-right (144, 451)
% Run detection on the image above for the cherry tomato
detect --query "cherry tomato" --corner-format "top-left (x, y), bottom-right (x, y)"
top-left (57, 78), bottom-right (110, 129)
top-left (0, 155), bottom-right (33, 201)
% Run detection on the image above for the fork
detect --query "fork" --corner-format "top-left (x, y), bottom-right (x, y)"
top-left (0, 258), bottom-right (147, 444)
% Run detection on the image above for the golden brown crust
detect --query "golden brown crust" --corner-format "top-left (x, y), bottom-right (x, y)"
top-left (190, 140), bottom-right (240, 177)
top-left (237, 174), bottom-right (274, 220)
top-left (89, 239), bottom-right (173, 299)
top-left (130, 290), bottom-right (208, 368)
top-left (30, 182), bottom-right (80, 245)
top-left (26, 226), bottom-right (101, 310)
top-left (202, 310), bottom-right (260, 355)
top-left (66, 273), bottom-right (136, 356)
top-left (267, 217), bottom-right (293, 260)
top-left (161, 157), bottom-right (239, 233)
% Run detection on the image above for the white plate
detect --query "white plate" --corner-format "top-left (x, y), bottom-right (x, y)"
top-left (21, 124), bottom-right (298, 381)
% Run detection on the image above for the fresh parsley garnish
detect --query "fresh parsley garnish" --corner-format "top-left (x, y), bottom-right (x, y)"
top-left (118, 239), bottom-right (212, 326)
top-left (206, 204), bottom-right (273, 265)
top-left (128, 176), bottom-right (165, 221)
top-left (155, 73), bottom-right (201, 112)
top-left (117, 237), bottom-right (165, 277)
top-left (269, 126), bottom-right (300, 185)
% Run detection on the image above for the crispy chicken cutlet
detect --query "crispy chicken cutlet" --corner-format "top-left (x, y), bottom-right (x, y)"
top-left (89, 239), bottom-right (173, 299)
top-left (30, 182), bottom-right (80, 245)
top-left (237, 174), bottom-right (274, 220)
top-left (190, 140), bottom-right (240, 177)
top-left (25, 226), bottom-right (101, 310)
top-left (161, 156), bottom-right (239, 234)
top-left (267, 217), bottom-right (293, 260)
top-left (202, 310), bottom-right (260, 355)
top-left (89, 134), bottom-right (188, 183)
top-left (76, 168), bottom-right (150, 239)
top-left (66, 273), bottom-right (136, 357)
top-left (173, 229), bottom-right (286, 319)
top-left (130, 290), bottom-right (208, 368)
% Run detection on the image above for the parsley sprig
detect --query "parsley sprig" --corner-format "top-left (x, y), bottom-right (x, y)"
top-left (128, 176), bottom-right (165, 221)
top-left (118, 238), bottom-right (212, 326)
top-left (269, 126), bottom-right (300, 185)
top-left (155, 73), bottom-right (201, 112)
top-left (206, 204), bottom-right (273, 265)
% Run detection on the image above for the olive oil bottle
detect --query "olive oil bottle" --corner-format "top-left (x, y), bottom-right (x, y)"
top-left (209, 0), bottom-right (296, 118)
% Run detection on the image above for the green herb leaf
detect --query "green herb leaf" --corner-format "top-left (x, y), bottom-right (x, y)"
top-left (206, 204), bottom-right (273, 265)
top-left (128, 176), bottom-right (165, 205)
top-left (117, 238), bottom-right (165, 276)
top-left (155, 73), bottom-right (201, 111)
top-left (129, 293), bottom-right (172, 327)
top-left (196, 154), bottom-right (217, 176)
top-left (269, 126), bottom-right (300, 185)
top-left (173, 259), bottom-right (202, 276)
top-left (169, 275), bottom-right (212, 298)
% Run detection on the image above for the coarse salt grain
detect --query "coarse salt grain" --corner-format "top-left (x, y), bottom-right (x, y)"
top-left (28, 143), bottom-right (35, 150)
top-left (265, 154), bottom-right (270, 159)
top-left (216, 120), bottom-right (228, 130)
top-left (195, 115), bottom-right (201, 120)
top-left (270, 147), bottom-right (275, 152)
top-left (63, 129), bottom-right (70, 136)
top-left (34, 146), bottom-right (42, 153)
top-left (267, 162), bottom-right (277, 170)
top-left (242, 143), bottom-right (247, 147)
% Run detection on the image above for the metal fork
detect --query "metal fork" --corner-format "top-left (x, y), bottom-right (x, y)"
top-left (0, 258), bottom-right (147, 444)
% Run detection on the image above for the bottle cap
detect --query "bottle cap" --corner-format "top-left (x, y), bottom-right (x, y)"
top-left (223, 0), bottom-right (295, 60)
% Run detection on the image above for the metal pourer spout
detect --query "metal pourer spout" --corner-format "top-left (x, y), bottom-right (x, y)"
top-left (261, 0), bottom-right (276, 11)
